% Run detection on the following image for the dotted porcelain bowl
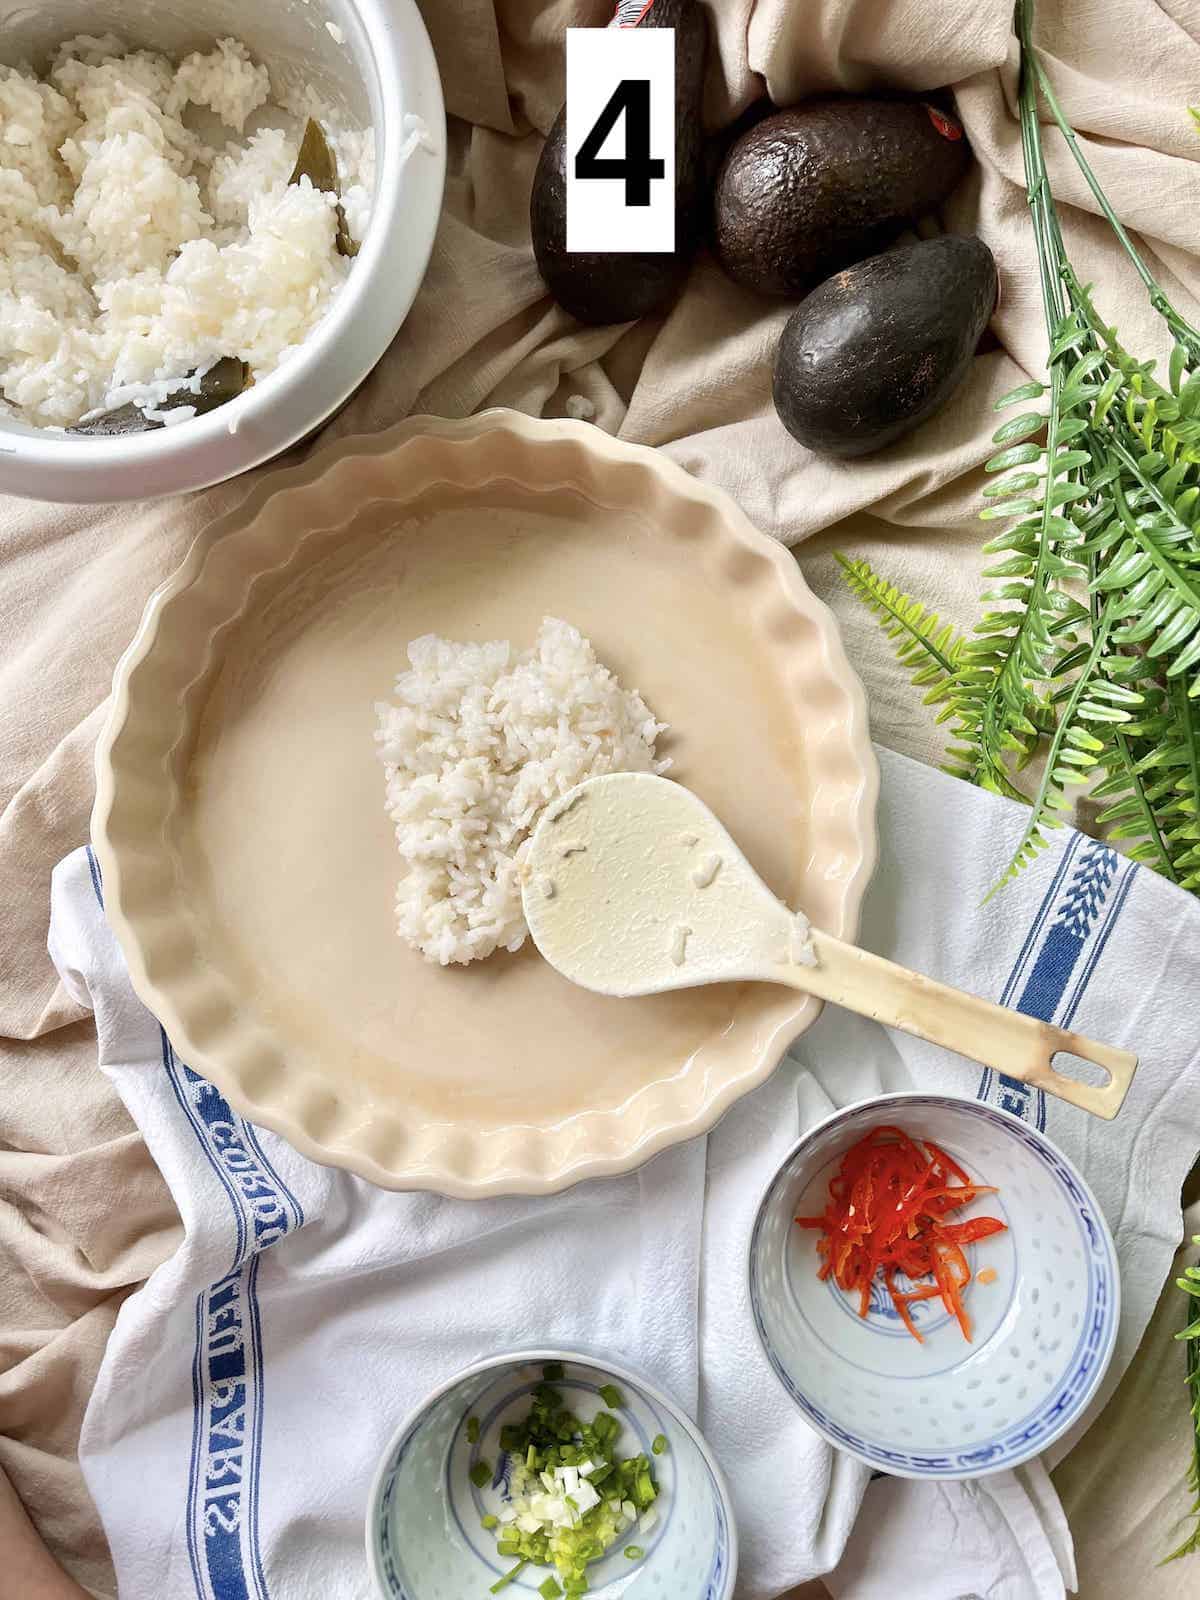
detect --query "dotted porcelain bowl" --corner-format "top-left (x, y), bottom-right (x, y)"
top-left (748, 1094), bottom-right (1120, 1479)
top-left (366, 1351), bottom-right (737, 1600)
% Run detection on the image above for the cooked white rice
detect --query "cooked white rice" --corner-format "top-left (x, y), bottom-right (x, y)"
top-left (0, 34), bottom-right (374, 428)
top-left (374, 617), bottom-right (670, 966)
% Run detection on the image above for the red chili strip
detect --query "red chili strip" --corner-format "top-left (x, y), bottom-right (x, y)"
top-left (795, 1127), bottom-right (1007, 1344)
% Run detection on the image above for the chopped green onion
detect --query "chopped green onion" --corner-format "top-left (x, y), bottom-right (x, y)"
top-left (470, 1459), bottom-right (492, 1489)
top-left (542, 1362), bottom-right (565, 1380)
top-left (467, 1416), bottom-right (480, 1444)
top-left (624, 1545), bottom-right (645, 1560)
top-left (490, 1560), bottom-right (528, 1593)
top-left (591, 1412), bottom-right (618, 1444)
top-left (651, 1434), bottom-right (667, 1455)
top-left (598, 1384), bottom-right (624, 1409)
top-left (480, 1379), bottom-right (662, 1597)
top-left (481, 1514), bottom-right (498, 1530)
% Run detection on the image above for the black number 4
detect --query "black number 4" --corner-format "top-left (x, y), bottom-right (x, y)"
top-left (574, 79), bottom-right (664, 207)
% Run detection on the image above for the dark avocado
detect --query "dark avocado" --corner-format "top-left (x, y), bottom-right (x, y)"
top-left (772, 235), bottom-right (997, 458)
top-left (530, 0), bottom-right (708, 325)
top-left (714, 97), bottom-right (972, 299)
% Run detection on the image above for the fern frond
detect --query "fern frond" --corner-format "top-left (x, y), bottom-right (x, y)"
top-left (1104, 457), bottom-right (1200, 627)
top-left (1097, 731), bottom-right (1178, 880)
top-left (1154, 678), bottom-right (1200, 890)
top-left (985, 599), bottom-right (1116, 897)
top-left (835, 555), bottom-right (966, 707)
top-left (951, 317), bottom-right (1096, 798)
top-left (1162, 1246), bottom-right (1200, 1563)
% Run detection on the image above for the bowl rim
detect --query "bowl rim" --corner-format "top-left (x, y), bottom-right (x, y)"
top-left (746, 1090), bottom-right (1122, 1480)
top-left (363, 1346), bottom-right (739, 1600)
top-left (90, 408), bottom-right (880, 1197)
top-left (0, 0), bottom-right (446, 503)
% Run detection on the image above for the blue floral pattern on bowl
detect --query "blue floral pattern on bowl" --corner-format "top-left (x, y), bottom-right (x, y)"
top-left (748, 1094), bottom-right (1120, 1479)
top-left (367, 1352), bottom-right (737, 1599)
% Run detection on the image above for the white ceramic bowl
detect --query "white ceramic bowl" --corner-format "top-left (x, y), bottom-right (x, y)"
top-left (0, 0), bottom-right (444, 503)
top-left (748, 1094), bottom-right (1120, 1479)
top-left (366, 1351), bottom-right (737, 1600)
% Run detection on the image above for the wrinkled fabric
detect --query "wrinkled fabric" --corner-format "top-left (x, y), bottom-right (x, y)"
top-left (50, 748), bottom-right (1200, 1600)
top-left (3, 1), bottom-right (1200, 1595)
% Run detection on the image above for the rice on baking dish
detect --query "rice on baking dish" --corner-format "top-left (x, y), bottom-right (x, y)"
top-left (374, 618), bottom-right (670, 966)
top-left (0, 34), bottom-right (374, 429)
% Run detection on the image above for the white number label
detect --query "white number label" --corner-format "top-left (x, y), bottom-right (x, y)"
top-left (565, 27), bottom-right (674, 255)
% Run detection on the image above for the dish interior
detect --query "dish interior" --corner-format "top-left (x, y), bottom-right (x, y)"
top-left (370, 1357), bottom-right (731, 1600)
top-left (171, 478), bottom-right (828, 1169)
top-left (750, 1097), bottom-right (1118, 1476)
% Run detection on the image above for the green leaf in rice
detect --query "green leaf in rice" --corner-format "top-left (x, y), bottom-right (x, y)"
top-left (290, 117), bottom-right (359, 257)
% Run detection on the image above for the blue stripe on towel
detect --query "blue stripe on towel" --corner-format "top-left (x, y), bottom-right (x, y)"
top-left (185, 1293), bottom-right (207, 1600)
top-left (974, 833), bottom-right (1083, 1106)
top-left (978, 839), bottom-right (1132, 1126)
top-left (77, 838), bottom-right (299, 1599)
top-left (1060, 864), bottom-right (1138, 1031)
top-left (1001, 832), bottom-right (1083, 1006)
top-left (75, 842), bottom-right (298, 1595)
top-left (84, 844), bottom-right (104, 908)
top-left (160, 1038), bottom-right (302, 1599)
top-left (246, 1256), bottom-right (270, 1600)
top-left (241, 1125), bottom-right (305, 1234)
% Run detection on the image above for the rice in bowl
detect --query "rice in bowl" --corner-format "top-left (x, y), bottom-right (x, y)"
top-left (0, 33), bottom-right (374, 431)
top-left (374, 617), bottom-right (670, 965)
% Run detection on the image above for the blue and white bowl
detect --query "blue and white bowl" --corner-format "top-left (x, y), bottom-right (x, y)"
top-left (748, 1093), bottom-right (1120, 1479)
top-left (366, 1351), bottom-right (737, 1600)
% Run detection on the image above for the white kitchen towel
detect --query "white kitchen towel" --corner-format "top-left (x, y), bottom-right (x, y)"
top-left (51, 747), bottom-right (1200, 1600)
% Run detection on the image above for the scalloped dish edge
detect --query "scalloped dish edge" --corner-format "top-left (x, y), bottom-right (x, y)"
top-left (91, 410), bottom-right (879, 1197)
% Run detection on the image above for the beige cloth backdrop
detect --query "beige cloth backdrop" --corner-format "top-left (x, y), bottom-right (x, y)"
top-left (3, 1), bottom-right (1200, 1595)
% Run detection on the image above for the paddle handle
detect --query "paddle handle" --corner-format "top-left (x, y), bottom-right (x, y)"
top-left (770, 930), bottom-right (1137, 1120)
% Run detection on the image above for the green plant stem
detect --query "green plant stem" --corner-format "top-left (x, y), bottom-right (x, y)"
top-left (1083, 520), bottom-right (1178, 879)
top-left (1013, 0), bottom-right (1079, 673)
top-left (984, 596), bottom-right (1114, 899)
top-left (1114, 729), bottom-right (1178, 879)
top-left (1172, 675), bottom-right (1200, 825)
top-left (1025, 364), bottom-right (1066, 652)
top-left (1017, 0), bottom-right (1067, 332)
top-left (957, 31), bottom-right (1067, 795)
top-left (1018, 0), bottom-right (1200, 355)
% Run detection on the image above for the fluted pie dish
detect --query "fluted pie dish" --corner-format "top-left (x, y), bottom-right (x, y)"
top-left (92, 410), bottom-right (878, 1195)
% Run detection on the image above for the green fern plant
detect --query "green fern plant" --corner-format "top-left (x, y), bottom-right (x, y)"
top-left (841, 0), bottom-right (1200, 898)
top-left (1165, 1241), bottom-right (1200, 1562)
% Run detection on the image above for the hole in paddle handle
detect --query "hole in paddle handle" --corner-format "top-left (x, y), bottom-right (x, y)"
top-left (1050, 1050), bottom-right (1110, 1089)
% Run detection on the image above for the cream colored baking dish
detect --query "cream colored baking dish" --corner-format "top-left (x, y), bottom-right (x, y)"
top-left (92, 410), bottom-right (878, 1196)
